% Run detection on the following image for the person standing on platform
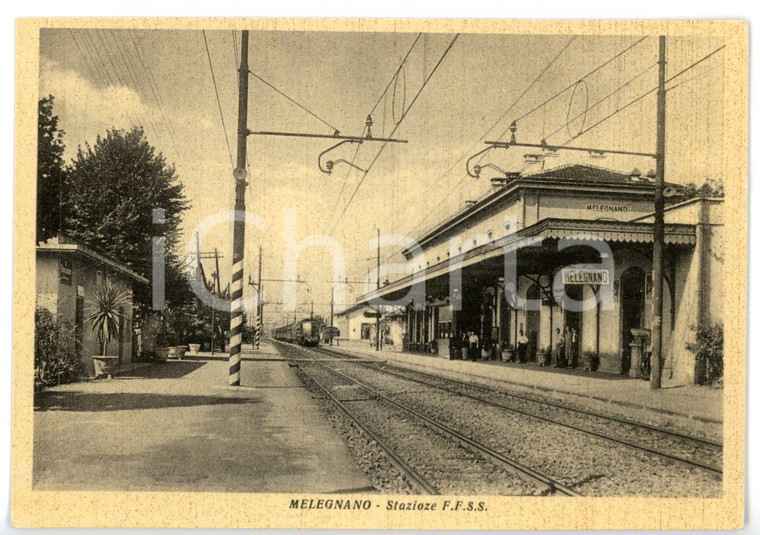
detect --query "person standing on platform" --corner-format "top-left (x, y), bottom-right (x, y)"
top-left (469, 331), bottom-right (479, 360)
top-left (461, 331), bottom-right (469, 360)
top-left (567, 327), bottom-right (578, 368)
top-left (517, 329), bottom-right (529, 363)
top-left (553, 327), bottom-right (565, 367)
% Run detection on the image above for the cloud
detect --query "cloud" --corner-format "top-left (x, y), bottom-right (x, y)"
top-left (39, 58), bottom-right (160, 156)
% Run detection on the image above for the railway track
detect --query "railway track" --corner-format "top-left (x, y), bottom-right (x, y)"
top-left (276, 341), bottom-right (580, 496)
top-left (294, 361), bottom-right (439, 495)
top-left (312, 345), bottom-right (722, 476)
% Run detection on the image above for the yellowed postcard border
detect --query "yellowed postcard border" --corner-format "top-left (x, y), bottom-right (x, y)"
top-left (12, 17), bottom-right (748, 530)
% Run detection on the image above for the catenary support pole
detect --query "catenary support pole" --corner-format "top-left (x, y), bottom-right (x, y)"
top-left (330, 286), bottom-right (335, 345)
top-left (256, 245), bottom-right (262, 349)
top-left (651, 35), bottom-right (667, 389)
top-left (376, 228), bottom-right (381, 351)
top-left (212, 248), bottom-right (221, 354)
top-left (228, 30), bottom-right (249, 386)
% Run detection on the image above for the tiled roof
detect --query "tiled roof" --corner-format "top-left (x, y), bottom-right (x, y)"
top-left (525, 164), bottom-right (650, 184)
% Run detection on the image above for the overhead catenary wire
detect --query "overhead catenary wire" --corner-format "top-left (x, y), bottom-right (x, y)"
top-left (544, 62), bottom-right (659, 142)
top-left (666, 62), bottom-right (723, 93)
top-left (330, 33), bottom-right (461, 235)
top-left (429, 42), bottom-right (724, 236)
top-left (322, 33), bottom-right (423, 234)
top-left (387, 35), bottom-right (578, 230)
top-left (562, 44), bottom-right (726, 146)
top-left (202, 30), bottom-right (235, 169)
top-left (248, 69), bottom-right (341, 133)
top-left (379, 34), bottom-right (578, 262)
top-left (506, 36), bottom-right (649, 131)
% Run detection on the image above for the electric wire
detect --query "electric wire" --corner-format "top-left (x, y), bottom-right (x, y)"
top-left (379, 35), bottom-right (578, 262)
top-left (330, 34), bottom-right (460, 234)
top-left (128, 30), bottom-right (179, 140)
top-left (367, 33), bottom-right (423, 118)
top-left (202, 30), bottom-right (235, 169)
top-left (666, 62), bottom-right (723, 93)
top-left (387, 35), bottom-right (578, 229)
top-left (544, 62), bottom-right (658, 142)
top-left (104, 30), bottom-right (181, 158)
top-left (248, 69), bottom-right (341, 133)
top-left (508, 36), bottom-right (649, 129)
top-left (323, 32), bottom-right (423, 232)
top-left (562, 45), bottom-right (726, 146)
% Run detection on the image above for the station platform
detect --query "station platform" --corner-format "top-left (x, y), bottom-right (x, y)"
top-left (33, 341), bottom-right (374, 493)
top-left (327, 342), bottom-right (722, 438)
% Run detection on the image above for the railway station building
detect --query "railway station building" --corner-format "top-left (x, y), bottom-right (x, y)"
top-left (36, 235), bottom-right (147, 375)
top-left (355, 164), bottom-right (724, 387)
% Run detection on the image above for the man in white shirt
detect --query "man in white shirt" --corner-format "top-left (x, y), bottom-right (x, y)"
top-left (517, 329), bottom-right (529, 363)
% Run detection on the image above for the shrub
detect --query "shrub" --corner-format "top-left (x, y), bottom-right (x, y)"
top-left (34, 307), bottom-right (84, 391)
top-left (687, 322), bottom-right (723, 386)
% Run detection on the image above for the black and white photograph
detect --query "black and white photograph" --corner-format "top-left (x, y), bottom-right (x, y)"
top-left (12, 17), bottom-right (747, 530)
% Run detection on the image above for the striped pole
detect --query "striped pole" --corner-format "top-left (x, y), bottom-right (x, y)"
top-left (228, 30), bottom-right (249, 386)
top-left (254, 314), bottom-right (262, 350)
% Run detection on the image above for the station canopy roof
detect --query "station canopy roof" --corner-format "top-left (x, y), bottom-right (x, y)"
top-left (355, 217), bottom-right (696, 306)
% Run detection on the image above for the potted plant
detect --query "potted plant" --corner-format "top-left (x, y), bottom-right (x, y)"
top-left (153, 329), bottom-right (174, 362)
top-left (583, 350), bottom-right (599, 371)
top-left (537, 346), bottom-right (551, 367)
top-left (501, 344), bottom-right (515, 362)
top-left (87, 284), bottom-right (129, 379)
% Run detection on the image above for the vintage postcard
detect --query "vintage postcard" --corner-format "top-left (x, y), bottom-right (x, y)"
top-left (12, 18), bottom-right (747, 530)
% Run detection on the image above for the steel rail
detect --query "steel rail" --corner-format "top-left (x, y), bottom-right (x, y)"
top-left (328, 353), bottom-right (722, 476)
top-left (317, 346), bottom-right (721, 448)
top-left (293, 357), bottom-right (440, 495)
top-left (283, 342), bottom-right (580, 496)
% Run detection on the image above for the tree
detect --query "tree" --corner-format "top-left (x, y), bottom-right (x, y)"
top-left (37, 96), bottom-right (66, 243)
top-left (87, 284), bottom-right (130, 356)
top-left (63, 126), bottom-right (190, 311)
top-left (681, 177), bottom-right (725, 200)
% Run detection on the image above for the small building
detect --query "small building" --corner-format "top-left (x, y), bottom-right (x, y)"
top-left (335, 303), bottom-right (378, 345)
top-left (36, 235), bottom-right (148, 374)
top-left (355, 164), bottom-right (724, 386)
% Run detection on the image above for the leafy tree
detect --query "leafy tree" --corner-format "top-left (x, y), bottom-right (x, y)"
top-left (37, 96), bottom-right (66, 243)
top-left (681, 177), bottom-right (725, 200)
top-left (63, 126), bottom-right (190, 311)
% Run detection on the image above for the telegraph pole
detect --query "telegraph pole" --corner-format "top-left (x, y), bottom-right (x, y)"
top-left (330, 286), bottom-right (335, 345)
top-left (375, 227), bottom-right (381, 351)
top-left (256, 245), bottom-right (262, 349)
top-left (228, 30), bottom-right (249, 386)
top-left (651, 36), bottom-right (667, 389)
top-left (211, 248), bottom-right (220, 354)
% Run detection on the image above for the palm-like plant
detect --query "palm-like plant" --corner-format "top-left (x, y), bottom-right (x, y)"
top-left (87, 284), bottom-right (129, 355)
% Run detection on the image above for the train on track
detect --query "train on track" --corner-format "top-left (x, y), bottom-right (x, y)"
top-left (273, 317), bottom-right (322, 347)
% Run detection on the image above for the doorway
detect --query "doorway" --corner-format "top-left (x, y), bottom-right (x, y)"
top-left (620, 267), bottom-right (646, 374)
top-left (75, 296), bottom-right (84, 359)
top-left (564, 285), bottom-right (583, 367)
top-left (524, 284), bottom-right (541, 362)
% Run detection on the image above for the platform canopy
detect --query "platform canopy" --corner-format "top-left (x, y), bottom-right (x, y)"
top-left (355, 217), bottom-right (696, 306)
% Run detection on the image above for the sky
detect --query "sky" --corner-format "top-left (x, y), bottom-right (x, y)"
top-left (38, 29), bottom-right (725, 323)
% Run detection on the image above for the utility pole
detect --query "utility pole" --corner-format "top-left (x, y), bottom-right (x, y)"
top-left (211, 248), bottom-right (221, 354)
top-left (228, 30), bottom-right (249, 386)
top-left (376, 227), bottom-right (381, 352)
top-left (311, 299), bottom-right (314, 318)
top-left (651, 36), bottom-right (667, 389)
top-left (330, 286), bottom-right (335, 345)
top-left (256, 245), bottom-right (262, 349)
